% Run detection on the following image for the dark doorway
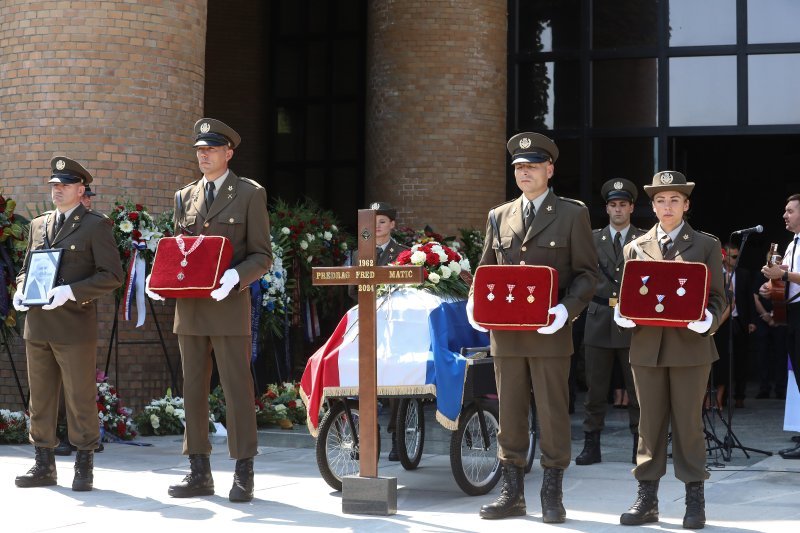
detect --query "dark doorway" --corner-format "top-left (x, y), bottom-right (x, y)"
top-left (670, 135), bottom-right (800, 273)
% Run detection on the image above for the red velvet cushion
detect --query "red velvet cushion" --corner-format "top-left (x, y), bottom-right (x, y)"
top-left (473, 265), bottom-right (558, 330)
top-left (619, 259), bottom-right (710, 327)
top-left (149, 236), bottom-right (233, 298)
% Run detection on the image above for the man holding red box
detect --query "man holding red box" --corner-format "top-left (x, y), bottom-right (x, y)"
top-left (614, 171), bottom-right (725, 529)
top-left (468, 133), bottom-right (598, 523)
top-left (147, 118), bottom-right (272, 502)
top-left (577, 178), bottom-right (643, 467)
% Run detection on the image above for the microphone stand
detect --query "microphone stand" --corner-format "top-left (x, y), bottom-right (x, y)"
top-left (718, 231), bottom-right (772, 460)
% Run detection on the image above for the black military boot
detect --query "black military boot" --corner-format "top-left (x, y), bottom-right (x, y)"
top-left (15, 447), bottom-right (57, 488)
top-left (479, 463), bottom-right (526, 519)
top-left (540, 467), bottom-right (566, 523)
top-left (632, 433), bottom-right (639, 465)
top-left (620, 480), bottom-right (659, 525)
top-left (168, 454), bottom-right (215, 497)
top-left (388, 432), bottom-right (399, 461)
top-left (54, 435), bottom-right (74, 456)
top-left (575, 431), bottom-right (601, 465)
top-left (683, 481), bottom-right (706, 529)
top-left (229, 457), bottom-right (254, 502)
top-left (72, 450), bottom-right (94, 491)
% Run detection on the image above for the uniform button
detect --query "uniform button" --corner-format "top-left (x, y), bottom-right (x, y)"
top-left (521, 246), bottom-right (527, 252)
top-left (70, 245), bottom-right (75, 250)
top-left (550, 241), bottom-right (555, 247)
top-left (229, 218), bottom-right (234, 223)
top-left (204, 222), bottom-right (210, 228)
top-left (612, 292), bottom-right (617, 296)
top-left (520, 261), bottom-right (526, 265)
top-left (615, 267), bottom-right (620, 272)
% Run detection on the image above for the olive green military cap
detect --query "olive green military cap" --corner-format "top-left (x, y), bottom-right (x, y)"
top-left (507, 132), bottom-right (559, 164)
top-left (644, 170), bottom-right (695, 199)
top-left (601, 178), bottom-right (638, 203)
top-left (193, 118), bottom-right (241, 149)
top-left (369, 201), bottom-right (397, 220)
top-left (48, 156), bottom-right (93, 185)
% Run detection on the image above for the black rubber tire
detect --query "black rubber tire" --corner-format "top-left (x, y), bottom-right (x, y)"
top-left (396, 398), bottom-right (425, 470)
top-left (449, 400), bottom-right (502, 496)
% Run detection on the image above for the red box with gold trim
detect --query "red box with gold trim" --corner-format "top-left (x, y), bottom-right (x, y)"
top-left (149, 235), bottom-right (233, 298)
top-left (619, 259), bottom-right (710, 327)
top-left (472, 265), bottom-right (558, 330)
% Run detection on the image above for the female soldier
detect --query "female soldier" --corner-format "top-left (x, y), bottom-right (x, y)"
top-left (614, 171), bottom-right (725, 530)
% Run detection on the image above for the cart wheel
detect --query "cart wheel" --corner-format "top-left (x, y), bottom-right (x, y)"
top-left (315, 400), bottom-right (380, 492)
top-left (525, 403), bottom-right (538, 474)
top-left (396, 398), bottom-right (425, 470)
top-left (450, 400), bottom-right (501, 496)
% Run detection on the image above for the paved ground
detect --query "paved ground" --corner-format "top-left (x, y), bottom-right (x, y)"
top-left (2, 387), bottom-right (799, 532)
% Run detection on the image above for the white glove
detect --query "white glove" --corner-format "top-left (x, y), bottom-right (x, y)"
top-left (42, 285), bottom-right (75, 310)
top-left (614, 304), bottom-right (636, 329)
top-left (210, 269), bottom-right (240, 301)
top-left (12, 290), bottom-right (29, 312)
top-left (465, 295), bottom-right (488, 332)
top-left (145, 274), bottom-right (165, 301)
top-left (687, 309), bottom-right (713, 334)
top-left (538, 303), bottom-right (568, 334)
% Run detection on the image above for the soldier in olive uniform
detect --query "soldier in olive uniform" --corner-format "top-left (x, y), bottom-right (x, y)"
top-left (467, 133), bottom-right (598, 523)
top-left (347, 201), bottom-right (409, 460)
top-left (615, 171), bottom-right (725, 529)
top-left (577, 179), bottom-right (643, 466)
top-left (13, 157), bottom-right (124, 491)
top-left (147, 119), bottom-right (272, 502)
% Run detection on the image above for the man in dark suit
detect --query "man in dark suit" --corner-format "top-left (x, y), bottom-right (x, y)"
top-left (467, 133), bottom-right (598, 523)
top-left (712, 243), bottom-right (756, 408)
top-left (347, 201), bottom-right (409, 460)
top-left (13, 157), bottom-right (124, 491)
top-left (615, 171), bottom-right (726, 529)
top-left (147, 118), bottom-right (272, 501)
top-left (577, 178), bottom-right (643, 467)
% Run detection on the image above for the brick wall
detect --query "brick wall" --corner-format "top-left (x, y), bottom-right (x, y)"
top-left (0, 0), bottom-right (206, 411)
top-left (365, 0), bottom-right (508, 238)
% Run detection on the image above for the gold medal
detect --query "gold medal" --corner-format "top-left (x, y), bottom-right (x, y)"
top-left (655, 303), bottom-right (664, 313)
top-left (639, 286), bottom-right (649, 295)
top-left (526, 285), bottom-right (535, 303)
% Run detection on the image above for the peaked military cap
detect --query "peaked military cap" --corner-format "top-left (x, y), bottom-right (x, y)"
top-left (644, 170), bottom-right (695, 199)
top-left (48, 156), bottom-right (92, 185)
top-left (507, 132), bottom-right (559, 164)
top-left (601, 178), bottom-right (638, 203)
top-left (193, 118), bottom-right (241, 149)
top-left (369, 201), bottom-right (397, 220)
top-left (84, 185), bottom-right (96, 197)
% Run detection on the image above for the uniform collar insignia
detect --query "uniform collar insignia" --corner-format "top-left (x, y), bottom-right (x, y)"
top-left (682, 233), bottom-right (689, 240)
top-left (601, 235), bottom-right (607, 240)
top-left (546, 205), bottom-right (553, 212)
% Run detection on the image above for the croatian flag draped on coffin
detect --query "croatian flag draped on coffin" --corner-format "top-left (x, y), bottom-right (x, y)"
top-left (300, 288), bottom-right (489, 436)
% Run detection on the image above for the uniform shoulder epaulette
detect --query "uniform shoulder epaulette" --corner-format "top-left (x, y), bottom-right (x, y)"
top-left (237, 176), bottom-right (263, 189)
top-left (558, 196), bottom-right (586, 207)
top-left (178, 179), bottom-right (200, 190)
top-left (85, 210), bottom-right (110, 220)
top-left (592, 228), bottom-right (602, 234)
top-left (32, 210), bottom-right (53, 220)
top-left (489, 198), bottom-right (516, 211)
top-left (697, 230), bottom-right (721, 242)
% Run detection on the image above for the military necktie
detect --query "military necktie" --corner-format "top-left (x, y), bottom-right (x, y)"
top-left (376, 246), bottom-right (383, 263)
top-left (524, 203), bottom-right (535, 231)
top-left (660, 234), bottom-right (672, 259)
top-left (54, 212), bottom-right (65, 237)
top-left (613, 232), bottom-right (622, 259)
top-left (205, 181), bottom-right (216, 211)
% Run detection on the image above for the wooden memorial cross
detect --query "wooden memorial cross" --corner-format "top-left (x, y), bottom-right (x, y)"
top-left (312, 209), bottom-right (424, 479)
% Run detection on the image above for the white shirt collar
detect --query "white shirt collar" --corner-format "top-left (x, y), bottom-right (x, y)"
top-left (203, 169), bottom-right (230, 191)
top-left (56, 204), bottom-right (80, 220)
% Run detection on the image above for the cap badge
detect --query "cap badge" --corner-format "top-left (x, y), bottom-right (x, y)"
top-left (370, 202), bottom-right (380, 210)
top-left (660, 172), bottom-right (674, 184)
top-left (519, 137), bottom-right (532, 150)
top-left (199, 122), bottom-right (211, 133)
top-left (55, 159), bottom-right (66, 170)
top-left (613, 181), bottom-right (623, 190)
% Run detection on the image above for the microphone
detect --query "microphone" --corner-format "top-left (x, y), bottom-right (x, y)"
top-left (732, 225), bottom-right (764, 235)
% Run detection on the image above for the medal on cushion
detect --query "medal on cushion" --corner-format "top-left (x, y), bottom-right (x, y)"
top-left (486, 283), bottom-right (495, 301)
top-left (639, 275), bottom-right (650, 295)
top-left (655, 294), bottom-right (665, 313)
top-left (527, 285), bottom-right (535, 303)
top-left (677, 278), bottom-right (687, 296)
top-left (506, 284), bottom-right (515, 303)
top-left (175, 234), bottom-right (206, 280)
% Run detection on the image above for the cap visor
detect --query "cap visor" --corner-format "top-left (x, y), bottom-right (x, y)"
top-left (512, 155), bottom-right (549, 165)
top-left (193, 139), bottom-right (227, 147)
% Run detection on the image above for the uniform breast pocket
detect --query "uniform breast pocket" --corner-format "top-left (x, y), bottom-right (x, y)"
top-left (537, 234), bottom-right (568, 270)
top-left (59, 241), bottom-right (90, 281)
top-left (492, 236), bottom-right (513, 264)
top-left (218, 212), bottom-right (245, 240)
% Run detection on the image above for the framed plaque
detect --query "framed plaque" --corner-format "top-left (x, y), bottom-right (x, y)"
top-left (22, 249), bottom-right (63, 306)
